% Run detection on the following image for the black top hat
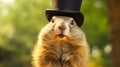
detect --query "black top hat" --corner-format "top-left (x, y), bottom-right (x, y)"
top-left (46, 0), bottom-right (84, 27)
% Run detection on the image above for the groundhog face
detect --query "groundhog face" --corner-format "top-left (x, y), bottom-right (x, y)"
top-left (39, 16), bottom-right (85, 43)
top-left (51, 16), bottom-right (78, 38)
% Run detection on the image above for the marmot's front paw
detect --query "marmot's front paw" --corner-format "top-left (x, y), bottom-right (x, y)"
top-left (62, 53), bottom-right (74, 61)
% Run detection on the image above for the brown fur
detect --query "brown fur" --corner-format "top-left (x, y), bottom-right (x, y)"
top-left (32, 16), bottom-right (89, 67)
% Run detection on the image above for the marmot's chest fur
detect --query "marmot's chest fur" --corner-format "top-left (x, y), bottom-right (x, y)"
top-left (43, 42), bottom-right (80, 56)
top-left (32, 16), bottom-right (89, 67)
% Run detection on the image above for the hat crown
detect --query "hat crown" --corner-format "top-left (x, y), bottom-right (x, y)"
top-left (46, 0), bottom-right (84, 27)
top-left (52, 0), bottom-right (82, 12)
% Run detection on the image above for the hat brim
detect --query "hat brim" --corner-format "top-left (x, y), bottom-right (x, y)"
top-left (46, 9), bottom-right (84, 27)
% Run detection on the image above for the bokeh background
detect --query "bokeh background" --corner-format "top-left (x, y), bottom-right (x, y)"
top-left (0, 0), bottom-right (112, 67)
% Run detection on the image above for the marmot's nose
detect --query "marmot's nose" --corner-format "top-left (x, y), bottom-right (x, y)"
top-left (58, 25), bottom-right (66, 30)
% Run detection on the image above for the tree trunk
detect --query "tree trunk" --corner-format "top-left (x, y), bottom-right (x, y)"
top-left (107, 0), bottom-right (120, 67)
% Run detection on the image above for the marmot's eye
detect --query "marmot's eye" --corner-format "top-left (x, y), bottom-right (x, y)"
top-left (51, 19), bottom-right (54, 23)
top-left (71, 20), bottom-right (74, 25)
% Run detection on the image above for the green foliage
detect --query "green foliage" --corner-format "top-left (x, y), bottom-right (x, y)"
top-left (81, 0), bottom-right (111, 67)
top-left (0, 0), bottom-right (111, 67)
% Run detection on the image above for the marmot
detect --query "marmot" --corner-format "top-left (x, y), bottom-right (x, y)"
top-left (32, 16), bottom-right (89, 67)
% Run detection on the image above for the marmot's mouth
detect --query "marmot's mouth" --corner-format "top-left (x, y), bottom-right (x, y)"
top-left (58, 34), bottom-right (65, 38)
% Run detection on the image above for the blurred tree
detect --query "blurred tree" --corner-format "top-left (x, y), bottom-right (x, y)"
top-left (107, 0), bottom-right (120, 67)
